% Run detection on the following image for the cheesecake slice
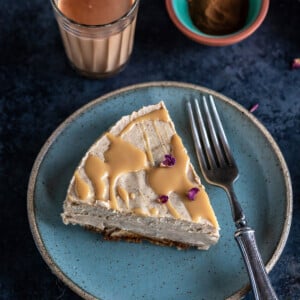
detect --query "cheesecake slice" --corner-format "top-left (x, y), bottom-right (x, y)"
top-left (62, 102), bottom-right (219, 249)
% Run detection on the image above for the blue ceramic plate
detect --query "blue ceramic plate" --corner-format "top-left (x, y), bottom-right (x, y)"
top-left (28, 82), bottom-right (292, 300)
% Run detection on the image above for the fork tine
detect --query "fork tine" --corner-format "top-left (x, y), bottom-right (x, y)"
top-left (208, 95), bottom-right (236, 166)
top-left (202, 96), bottom-right (227, 167)
top-left (193, 98), bottom-right (217, 169)
top-left (186, 101), bottom-right (208, 170)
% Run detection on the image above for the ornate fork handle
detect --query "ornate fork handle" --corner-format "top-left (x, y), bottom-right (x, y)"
top-left (235, 228), bottom-right (278, 299)
top-left (227, 185), bottom-right (278, 300)
top-left (187, 97), bottom-right (279, 299)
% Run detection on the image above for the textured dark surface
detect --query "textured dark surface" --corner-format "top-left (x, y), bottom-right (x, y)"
top-left (0, 0), bottom-right (299, 299)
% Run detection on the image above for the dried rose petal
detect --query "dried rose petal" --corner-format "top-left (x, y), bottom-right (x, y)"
top-left (160, 154), bottom-right (176, 167)
top-left (291, 58), bottom-right (300, 69)
top-left (249, 103), bottom-right (259, 113)
top-left (187, 187), bottom-right (199, 200)
top-left (157, 195), bottom-right (168, 204)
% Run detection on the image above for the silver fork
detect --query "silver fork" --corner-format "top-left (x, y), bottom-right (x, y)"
top-left (187, 96), bottom-right (278, 300)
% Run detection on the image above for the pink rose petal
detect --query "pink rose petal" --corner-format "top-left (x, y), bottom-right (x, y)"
top-left (249, 103), bottom-right (259, 113)
top-left (187, 187), bottom-right (199, 200)
top-left (291, 58), bottom-right (300, 69)
top-left (160, 154), bottom-right (176, 167)
top-left (157, 195), bottom-right (168, 204)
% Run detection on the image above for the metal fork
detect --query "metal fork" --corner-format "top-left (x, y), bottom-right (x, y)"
top-left (187, 96), bottom-right (278, 300)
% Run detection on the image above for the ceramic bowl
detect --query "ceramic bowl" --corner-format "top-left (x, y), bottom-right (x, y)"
top-left (165, 0), bottom-right (269, 46)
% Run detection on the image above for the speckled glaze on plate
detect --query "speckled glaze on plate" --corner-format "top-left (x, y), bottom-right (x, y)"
top-left (27, 82), bottom-right (292, 300)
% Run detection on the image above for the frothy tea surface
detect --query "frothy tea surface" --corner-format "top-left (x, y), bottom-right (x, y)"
top-left (58, 0), bottom-right (134, 25)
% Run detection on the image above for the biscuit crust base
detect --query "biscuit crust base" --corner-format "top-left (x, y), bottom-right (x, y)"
top-left (85, 225), bottom-right (197, 250)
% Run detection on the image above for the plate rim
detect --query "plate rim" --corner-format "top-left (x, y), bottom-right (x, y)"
top-left (27, 81), bottom-right (293, 300)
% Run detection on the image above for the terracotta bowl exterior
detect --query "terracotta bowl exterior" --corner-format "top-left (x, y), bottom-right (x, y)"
top-left (165, 0), bottom-right (269, 46)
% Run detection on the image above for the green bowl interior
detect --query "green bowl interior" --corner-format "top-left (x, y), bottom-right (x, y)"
top-left (172, 0), bottom-right (262, 38)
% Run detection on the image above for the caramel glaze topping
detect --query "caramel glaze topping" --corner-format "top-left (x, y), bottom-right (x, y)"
top-left (140, 122), bottom-right (154, 166)
top-left (120, 108), bottom-right (171, 136)
top-left (76, 105), bottom-right (218, 228)
top-left (149, 207), bottom-right (158, 216)
top-left (117, 185), bottom-right (130, 208)
top-left (133, 207), bottom-right (149, 217)
top-left (129, 192), bottom-right (136, 199)
top-left (166, 201), bottom-right (181, 219)
top-left (147, 134), bottom-right (217, 227)
top-left (84, 133), bottom-right (147, 210)
top-left (74, 171), bottom-right (90, 200)
top-left (84, 154), bottom-right (108, 200)
top-left (105, 133), bottom-right (148, 210)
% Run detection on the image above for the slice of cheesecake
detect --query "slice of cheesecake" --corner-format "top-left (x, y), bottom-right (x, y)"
top-left (62, 102), bottom-right (219, 249)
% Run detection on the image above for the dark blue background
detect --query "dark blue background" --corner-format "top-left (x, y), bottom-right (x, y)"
top-left (1, 0), bottom-right (299, 299)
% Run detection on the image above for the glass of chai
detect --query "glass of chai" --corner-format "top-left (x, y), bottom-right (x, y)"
top-left (51, 0), bottom-right (139, 78)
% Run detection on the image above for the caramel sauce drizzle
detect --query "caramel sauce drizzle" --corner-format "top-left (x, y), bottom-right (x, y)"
top-left (133, 207), bottom-right (149, 217)
top-left (129, 192), bottom-right (136, 199)
top-left (140, 122), bottom-right (154, 166)
top-left (120, 108), bottom-right (170, 136)
top-left (84, 133), bottom-right (148, 210)
top-left (153, 121), bottom-right (168, 153)
top-left (74, 171), bottom-right (90, 200)
top-left (117, 185), bottom-right (130, 208)
top-left (166, 201), bottom-right (181, 219)
top-left (105, 133), bottom-right (148, 210)
top-left (147, 134), bottom-right (218, 227)
top-left (84, 155), bottom-right (108, 200)
top-left (149, 207), bottom-right (158, 216)
top-left (77, 105), bottom-right (218, 228)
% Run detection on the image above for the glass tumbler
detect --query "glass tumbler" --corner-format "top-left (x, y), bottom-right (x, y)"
top-left (51, 0), bottom-right (140, 78)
